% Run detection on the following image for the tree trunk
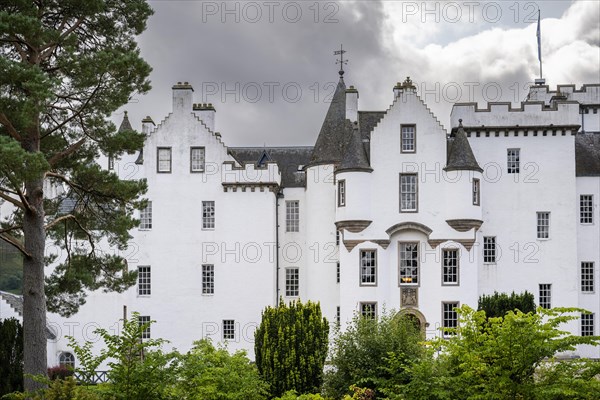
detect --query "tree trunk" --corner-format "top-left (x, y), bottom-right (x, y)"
top-left (22, 178), bottom-right (48, 391)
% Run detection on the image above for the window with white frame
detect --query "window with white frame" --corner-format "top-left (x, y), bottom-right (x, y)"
top-left (202, 201), bottom-right (215, 229)
top-left (157, 147), bottom-right (172, 173)
top-left (581, 262), bottom-right (594, 293)
top-left (483, 236), bottom-right (496, 263)
top-left (336, 230), bottom-right (341, 246)
top-left (338, 179), bottom-right (346, 207)
top-left (360, 302), bottom-right (377, 319)
top-left (581, 313), bottom-right (595, 337)
top-left (137, 266), bottom-right (151, 296)
top-left (59, 352), bottom-right (75, 368)
top-left (190, 147), bottom-right (206, 172)
top-left (442, 302), bottom-right (459, 336)
top-left (222, 319), bottom-right (235, 340)
top-left (108, 156), bottom-right (114, 171)
top-left (400, 173), bottom-right (418, 212)
top-left (202, 264), bottom-right (214, 295)
top-left (286, 200), bottom-right (299, 232)
top-left (442, 249), bottom-right (459, 285)
top-left (360, 250), bottom-right (377, 286)
top-left (472, 178), bottom-right (480, 206)
top-left (336, 306), bottom-right (341, 326)
top-left (539, 284), bottom-right (551, 309)
top-left (399, 242), bottom-right (419, 285)
top-left (336, 262), bottom-right (340, 284)
top-left (138, 315), bottom-right (151, 339)
top-left (140, 201), bottom-right (152, 230)
top-left (401, 125), bottom-right (416, 153)
top-left (285, 267), bottom-right (299, 297)
top-left (537, 212), bottom-right (550, 239)
top-left (507, 148), bottom-right (520, 174)
top-left (580, 195), bottom-right (593, 224)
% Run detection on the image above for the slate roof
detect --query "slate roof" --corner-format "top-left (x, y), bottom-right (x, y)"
top-left (575, 133), bottom-right (600, 176)
top-left (338, 122), bottom-right (372, 172)
top-left (118, 111), bottom-right (133, 132)
top-left (309, 78), bottom-right (353, 166)
top-left (446, 121), bottom-right (483, 172)
top-left (358, 111), bottom-right (385, 140)
top-left (0, 291), bottom-right (56, 340)
top-left (228, 147), bottom-right (314, 188)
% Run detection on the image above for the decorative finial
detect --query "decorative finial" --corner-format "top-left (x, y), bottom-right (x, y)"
top-left (334, 44), bottom-right (348, 77)
top-left (124, 111), bottom-right (128, 116)
top-left (459, 119), bottom-right (463, 127)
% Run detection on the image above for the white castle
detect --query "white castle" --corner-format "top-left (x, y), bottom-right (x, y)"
top-left (1, 73), bottom-right (599, 369)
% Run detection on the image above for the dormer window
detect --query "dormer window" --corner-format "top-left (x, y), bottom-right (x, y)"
top-left (401, 125), bottom-right (416, 153)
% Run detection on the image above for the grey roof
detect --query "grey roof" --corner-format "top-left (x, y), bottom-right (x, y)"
top-left (338, 122), bottom-right (372, 172)
top-left (118, 111), bottom-right (133, 132)
top-left (309, 78), bottom-right (353, 165)
top-left (0, 291), bottom-right (56, 340)
top-left (57, 195), bottom-right (78, 215)
top-left (575, 133), bottom-right (600, 176)
top-left (358, 111), bottom-right (385, 140)
top-left (446, 122), bottom-right (482, 172)
top-left (228, 147), bottom-right (314, 188)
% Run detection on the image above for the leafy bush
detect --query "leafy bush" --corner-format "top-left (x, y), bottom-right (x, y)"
top-left (274, 390), bottom-right (329, 400)
top-left (0, 318), bottom-right (23, 396)
top-left (478, 291), bottom-right (535, 318)
top-left (47, 365), bottom-right (74, 381)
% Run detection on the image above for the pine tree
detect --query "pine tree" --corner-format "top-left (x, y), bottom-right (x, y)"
top-left (255, 299), bottom-right (329, 397)
top-left (0, 0), bottom-right (153, 390)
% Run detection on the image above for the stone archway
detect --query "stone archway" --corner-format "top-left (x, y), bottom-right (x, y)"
top-left (396, 308), bottom-right (428, 336)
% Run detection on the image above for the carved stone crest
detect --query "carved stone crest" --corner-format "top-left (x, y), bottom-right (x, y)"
top-left (401, 287), bottom-right (418, 307)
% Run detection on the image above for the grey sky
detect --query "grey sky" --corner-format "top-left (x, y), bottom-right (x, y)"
top-left (116, 1), bottom-right (600, 147)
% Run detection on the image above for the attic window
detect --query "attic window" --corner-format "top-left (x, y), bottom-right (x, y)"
top-left (190, 147), bottom-right (205, 172)
top-left (401, 125), bottom-right (416, 153)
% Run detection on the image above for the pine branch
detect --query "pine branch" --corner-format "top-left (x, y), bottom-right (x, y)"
top-left (0, 225), bottom-right (22, 235)
top-left (0, 233), bottom-right (31, 258)
top-left (48, 137), bottom-right (86, 167)
top-left (0, 190), bottom-right (25, 209)
top-left (0, 113), bottom-right (22, 141)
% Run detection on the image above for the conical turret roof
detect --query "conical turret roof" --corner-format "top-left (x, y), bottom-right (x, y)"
top-left (310, 78), bottom-right (352, 165)
top-left (446, 120), bottom-right (482, 172)
top-left (338, 121), bottom-right (372, 172)
top-left (118, 111), bottom-right (133, 132)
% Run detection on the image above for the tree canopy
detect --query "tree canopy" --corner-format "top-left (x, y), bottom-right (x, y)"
top-left (0, 0), bottom-right (153, 389)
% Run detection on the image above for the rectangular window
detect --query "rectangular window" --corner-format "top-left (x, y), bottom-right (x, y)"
top-left (190, 147), bottom-right (206, 172)
top-left (108, 156), bottom-right (114, 171)
top-left (483, 236), bottom-right (496, 263)
top-left (442, 302), bottom-right (459, 336)
top-left (338, 179), bottom-right (346, 207)
top-left (360, 302), bottom-right (377, 319)
top-left (336, 230), bottom-right (340, 246)
top-left (222, 320), bottom-right (235, 340)
top-left (336, 306), bottom-right (341, 325)
top-left (202, 201), bottom-right (215, 229)
top-left (140, 201), bottom-right (152, 230)
top-left (539, 284), bottom-right (551, 309)
top-left (537, 212), bottom-right (550, 239)
top-left (285, 267), bottom-right (299, 297)
top-left (580, 195), bottom-right (593, 224)
top-left (399, 242), bottom-right (419, 285)
top-left (360, 250), bottom-right (377, 286)
top-left (336, 262), bottom-right (340, 284)
top-left (581, 262), bottom-right (594, 293)
top-left (137, 266), bottom-right (151, 296)
top-left (507, 148), bottom-right (520, 174)
top-left (157, 147), bottom-right (172, 173)
top-left (581, 313), bottom-right (595, 337)
top-left (442, 249), bottom-right (459, 285)
top-left (202, 264), bottom-right (214, 295)
top-left (400, 174), bottom-right (418, 212)
top-left (138, 315), bottom-right (151, 339)
top-left (286, 200), bottom-right (299, 232)
top-left (401, 125), bottom-right (416, 153)
top-left (472, 178), bottom-right (480, 206)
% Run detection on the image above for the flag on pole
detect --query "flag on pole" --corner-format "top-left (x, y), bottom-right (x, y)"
top-left (536, 10), bottom-right (541, 62)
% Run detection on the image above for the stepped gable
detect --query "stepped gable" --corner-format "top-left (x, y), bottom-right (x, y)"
top-left (338, 122), bottom-right (372, 172)
top-left (446, 119), bottom-right (483, 172)
top-left (0, 291), bottom-right (56, 340)
top-left (228, 146), bottom-right (314, 187)
top-left (576, 133), bottom-right (600, 176)
top-left (358, 111), bottom-right (385, 140)
top-left (309, 77), bottom-right (353, 166)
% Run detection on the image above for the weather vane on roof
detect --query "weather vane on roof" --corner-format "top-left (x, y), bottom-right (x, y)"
top-left (334, 44), bottom-right (348, 77)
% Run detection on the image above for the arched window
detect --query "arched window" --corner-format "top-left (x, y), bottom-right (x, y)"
top-left (59, 352), bottom-right (75, 368)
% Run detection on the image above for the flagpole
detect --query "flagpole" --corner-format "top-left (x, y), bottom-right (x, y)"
top-left (538, 9), bottom-right (542, 80)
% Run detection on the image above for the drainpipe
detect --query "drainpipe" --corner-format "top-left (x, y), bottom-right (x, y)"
top-left (275, 190), bottom-right (284, 306)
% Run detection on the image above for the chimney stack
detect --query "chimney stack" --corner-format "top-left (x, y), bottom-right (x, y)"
top-left (172, 81), bottom-right (194, 113)
top-left (345, 86), bottom-right (359, 123)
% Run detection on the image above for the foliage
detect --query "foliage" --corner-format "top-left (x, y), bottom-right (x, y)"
top-left (478, 291), bottom-right (536, 318)
top-left (255, 299), bottom-right (329, 398)
top-left (69, 312), bottom-right (177, 400)
top-left (0, 242), bottom-right (22, 294)
top-left (399, 306), bottom-right (600, 400)
top-left (47, 365), bottom-right (73, 381)
top-left (0, 318), bottom-right (23, 396)
top-left (274, 391), bottom-right (329, 400)
top-left (323, 311), bottom-right (423, 399)
top-left (0, 376), bottom-right (103, 400)
top-left (1, 0), bottom-right (152, 388)
top-left (172, 339), bottom-right (268, 400)
top-left (342, 386), bottom-right (375, 400)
